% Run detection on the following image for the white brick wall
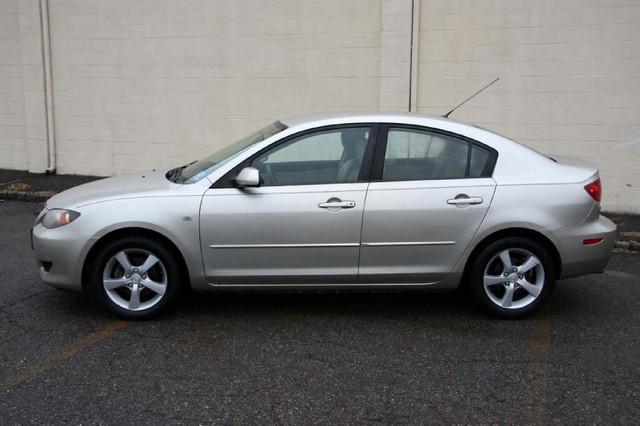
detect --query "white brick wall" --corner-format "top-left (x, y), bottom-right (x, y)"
top-left (0, 0), bottom-right (639, 212)
top-left (49, 0), bottom-right (395, 176)
top-left (0, 0), bottom-right (27, 170)
top-left (415, 0), bottom-right (640, 213)
top-left (378, 0), bottom-right (412, 110)
top-left (19, 0), bottom-right (48, 173)
top-left (0, 0), bottom-right (48, 172)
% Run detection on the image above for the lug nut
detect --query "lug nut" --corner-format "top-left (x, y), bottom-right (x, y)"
top-left (133, 268), bottom-right (139, 272)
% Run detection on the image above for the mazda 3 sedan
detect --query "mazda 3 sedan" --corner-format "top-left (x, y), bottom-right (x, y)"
top-left (32, 113), bottom-right (616, 319)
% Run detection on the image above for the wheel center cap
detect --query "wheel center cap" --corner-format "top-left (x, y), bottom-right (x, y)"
top-left (131, 273), bottom-right (141, 284)
top-left (508, 274), bottom-right (518, 284)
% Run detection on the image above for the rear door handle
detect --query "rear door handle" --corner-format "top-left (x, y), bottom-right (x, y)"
top-left (318, 199), bottom-right (356, 209)
top-left (447, 195), bottom-right (483, 205)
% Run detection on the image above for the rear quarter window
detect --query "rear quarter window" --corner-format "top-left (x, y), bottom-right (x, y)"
top-left (469, 144), bottom-right (491, 177)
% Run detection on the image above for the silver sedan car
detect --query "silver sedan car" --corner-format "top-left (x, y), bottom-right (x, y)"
top-left (32, 113), bottom-right (616, 319)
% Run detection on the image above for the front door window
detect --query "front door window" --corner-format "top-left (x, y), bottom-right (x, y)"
top-left (251, 127), bottom-right (372, 186)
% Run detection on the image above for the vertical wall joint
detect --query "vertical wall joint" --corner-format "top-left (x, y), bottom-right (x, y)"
top-left (409, 0), bottom-right (419, 112)
top-left (39, 0), bottom-right (55, 173)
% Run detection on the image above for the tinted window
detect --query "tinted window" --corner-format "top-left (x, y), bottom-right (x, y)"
top-left (469, 144), bottom-right (491, 177)
top-left (252, 127), bottom-right (371, 186)
top-left (383, 128), bottom-right (469, 181)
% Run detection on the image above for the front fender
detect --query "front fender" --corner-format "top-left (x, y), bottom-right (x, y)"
top-left (74, 196), bottom-right (206, 289)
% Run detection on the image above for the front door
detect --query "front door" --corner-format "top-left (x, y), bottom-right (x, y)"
top-left (200, 125), bottom-right (375, 285)
top-left (359, 125), bottom-right (497, 283)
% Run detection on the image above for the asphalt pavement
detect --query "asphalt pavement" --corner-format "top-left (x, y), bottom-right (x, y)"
top-left (0, 200), bottom-right (639, 424)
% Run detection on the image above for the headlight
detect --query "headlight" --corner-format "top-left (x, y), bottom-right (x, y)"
top-left (40, 209), bottom-right (81, 229)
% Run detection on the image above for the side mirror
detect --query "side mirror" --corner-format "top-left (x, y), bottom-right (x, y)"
top-left (234, 167), bottom-right (260, 187)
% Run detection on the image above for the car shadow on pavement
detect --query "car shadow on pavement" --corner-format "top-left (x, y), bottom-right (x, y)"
top-left (38, 276), bottom-right (605, 325)
top-left (45, 286), bottom-right (481, 322)
top-left (173, 286), bottom-right (480, 314)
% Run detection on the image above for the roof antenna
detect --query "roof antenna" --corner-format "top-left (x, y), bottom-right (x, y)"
top-left (442, 77), bottom-right (500, 118)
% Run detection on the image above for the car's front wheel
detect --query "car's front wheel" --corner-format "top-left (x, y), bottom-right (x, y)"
top-left (469, 237), bottom-right (556, 319)
top-left (89, 236), bottom-right (181, 319)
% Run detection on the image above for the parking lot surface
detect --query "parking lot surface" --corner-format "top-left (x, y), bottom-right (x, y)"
top-left (0, 200), bottom-right (639, 424)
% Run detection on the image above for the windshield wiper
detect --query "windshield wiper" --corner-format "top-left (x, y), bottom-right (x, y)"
top-left (166, 161), bottom-right (197, 183)
top-left (165, 166), bottom-right (184, 182)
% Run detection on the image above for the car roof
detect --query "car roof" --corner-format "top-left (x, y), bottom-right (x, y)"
top-left (280, 111), bottom-right (457, 128)
top-left (277, 111), bottom-right (574, 185)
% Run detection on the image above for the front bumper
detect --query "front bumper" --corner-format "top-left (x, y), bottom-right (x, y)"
top-left (555, 214), bottom-right (617, 279)
top-left (31, 222), bottom-right (90, 291)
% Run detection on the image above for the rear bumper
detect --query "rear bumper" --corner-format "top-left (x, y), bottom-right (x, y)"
top-left (555, 214), bottom-right (617, 279)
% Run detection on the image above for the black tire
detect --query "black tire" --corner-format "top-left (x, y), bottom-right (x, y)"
top-left (469, 237), bottom-right (556, 319)
top-left (89, 236), bottom-right (182, 319)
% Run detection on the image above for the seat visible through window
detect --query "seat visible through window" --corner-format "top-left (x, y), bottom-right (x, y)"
top-left (335, 128), bottom-right (368, 183)
top-left (382, 128), bottom-right (469, 181)
top-left (252, 127), bottom-right (371, 186)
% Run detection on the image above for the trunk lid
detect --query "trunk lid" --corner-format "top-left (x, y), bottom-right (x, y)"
top-left (547, 155), bottom-right (599, 183)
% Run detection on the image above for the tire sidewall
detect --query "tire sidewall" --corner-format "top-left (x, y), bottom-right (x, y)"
top-left (470, 237), bottom-right (556, 319)
top-left (90, 236), bottom-right (181, 319)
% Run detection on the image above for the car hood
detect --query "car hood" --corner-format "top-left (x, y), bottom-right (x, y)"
top-left (46, 170), bottom-right (178, 209)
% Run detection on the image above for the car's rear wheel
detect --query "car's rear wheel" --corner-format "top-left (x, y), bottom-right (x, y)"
top-left (89, 236), bottom-right (181, 319)
top-left (469, 237), bottom-right (556, 319)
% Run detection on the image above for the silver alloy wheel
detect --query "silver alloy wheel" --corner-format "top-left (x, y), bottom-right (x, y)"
top-left (483, 248), bottom-right (545, 310)
top-left (102, 248), bottom-right (168, 311)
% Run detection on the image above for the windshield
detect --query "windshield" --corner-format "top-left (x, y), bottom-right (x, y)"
top-left (171, 121), bottom-right (287, 183)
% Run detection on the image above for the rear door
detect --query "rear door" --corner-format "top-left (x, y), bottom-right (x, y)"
top-left (359, 125), bottom-right (497, 283)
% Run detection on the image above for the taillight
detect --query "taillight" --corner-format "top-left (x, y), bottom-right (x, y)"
top-left (584, 178), bottom-right (601, 202)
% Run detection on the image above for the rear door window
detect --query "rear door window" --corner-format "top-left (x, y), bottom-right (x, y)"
top-left (382, 128), bottom-right (469, 181)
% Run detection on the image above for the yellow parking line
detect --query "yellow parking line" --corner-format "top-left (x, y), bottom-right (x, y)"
top-left (0, 320), bottom-right (129, 393)
top-left (0, 178), bottom-right (24, 187)
top-left (524, 317), bottom-right (552, 422)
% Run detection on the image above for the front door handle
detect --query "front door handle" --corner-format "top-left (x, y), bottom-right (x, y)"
top-left (447, 195), bottom-right (483, 206)
top-left (318, 198), bottom-right (356, 209)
